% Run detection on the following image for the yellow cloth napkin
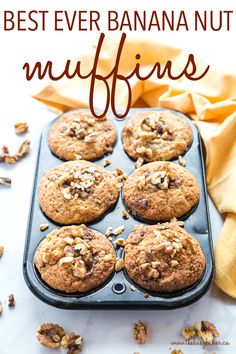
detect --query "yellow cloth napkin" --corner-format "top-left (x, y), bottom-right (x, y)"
top-left (33, 35), bottom-right (236, 298)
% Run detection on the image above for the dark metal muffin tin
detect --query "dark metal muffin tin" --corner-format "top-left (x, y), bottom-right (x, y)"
top-left (23, 108), bottom-right (214, 309)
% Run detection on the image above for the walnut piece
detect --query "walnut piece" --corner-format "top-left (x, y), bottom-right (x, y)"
top-left (135, 157), bottom-right (144, 169)
top-left (40, 223), bottom-right (49, 231)
top-left (171, 350), bottom-right (184, 354)
top-left (61, 332), bottom-right (83, 353)
top-left (0, 244), bottom-right (4, 257)
top-left (0, 140), bottom-right (30, 164)
top-left (122, 209), bottom-right (129, 219)
top-left (181, 327), bottom-right (196, 339)
top-left (115, 258), bottom-right (125, 272)
top-left (8, 294), bottom-right (15, 308)
top-left (37, 323), bottom-right (65, 349)
top-left (0, 177), bottom-right (11, 187)
top-left (178, 155), bottom-right (186, 167)
top-left (133, 320), bottom-right (148, 344)
top-left (103, 158), bottom-right (111, 167)
top-left (194, 321), bottom-right (219, 344)
top-left (14, 122), bottom-right (28, 135)
top-left (115, 238), bottom-right (126, 247)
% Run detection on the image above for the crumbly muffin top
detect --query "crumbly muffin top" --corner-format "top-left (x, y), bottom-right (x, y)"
top-left (34, 225), bottom-right (116, 293)
top-left (48, 110), bottom-right (116, 161)
top-left (123, 161), bottom-right (199, 221)
top-left (38, 160), bottom-right (119, 224)
top-left (122, 110), bottom-right (192, 162)
top-left (124, 222), bottom-right (205, 293)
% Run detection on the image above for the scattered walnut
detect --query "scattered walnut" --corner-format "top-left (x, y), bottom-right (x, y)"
top-left (133, 321), bottom-right (148, 344)
top-left (0, 244), bottom-right (4, 257)
top-left (171, 350), bottom-right (184, 354)
top-left (130, 285), bottom-right (136, 292)
top-left (113, 225), bottom-right (124, 235)
top-left (40, 223), bottom-right (49, 231)
top-left (0, 140), bottom-right (30, 164)
top-left (8, 294), bottom-right (15, 308)
top-left (194, 321), bottom-right (219, 344)
top-left (143, 293), bottom-right (149, 298)
top-left (122, 209), bottom-right (129, 219)
top-left (115, 258), bottom-right (125, 272)
top-left (37, 323), bottom-right (65, 349)
top-left (103, 158), bottom-right (111, 167)
top-left (61, 332), bottom-right (83, 353)
top-left (135, 157), bottom-right (144, 169)
top-left (115, 238), bottom-right (126, 247)
top-left (178, 155), bottom-right (186, 167)
top-left (14, 122), bottom-right (28, 135)
top-left (0, 177), bottom-right (11, 187)
top-left (0, 301), bottom-right (3, 314)
top-left (181, 327), bottom-right (196, 339)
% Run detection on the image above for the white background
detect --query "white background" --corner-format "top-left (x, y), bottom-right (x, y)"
top-left (0, 1), bottom-right (236, 353)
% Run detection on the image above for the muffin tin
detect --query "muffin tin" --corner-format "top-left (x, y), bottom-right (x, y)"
top-left (23, 108), bottom-right (214, 309)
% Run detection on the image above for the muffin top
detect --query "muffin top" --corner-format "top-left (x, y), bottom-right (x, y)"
top-left (123, 161), bottom-right (199, 222)
top-left (122, 110), bottom-right (192, 162)
top-left (38, 160), bottom-right (119, 224)
top-left (124, 222), bottom-right (205, 293)
top-left (48, 110), bottom-right (116, 161)
top-left (34, 225), bottom-right (116, 293)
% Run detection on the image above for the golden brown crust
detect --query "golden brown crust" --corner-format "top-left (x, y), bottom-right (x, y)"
top-left (124, 223), bottom-right (205, 292)
top-left (34, 225), bottom-right (116, 293)
top-left (38, 160), bottom-right (119, 224)
top-left (122, 110), bottom-right (192, 162)
top-left (48, 111), bottom-right (116, 161)
top-left (123, 161), bottom-right (199, 221)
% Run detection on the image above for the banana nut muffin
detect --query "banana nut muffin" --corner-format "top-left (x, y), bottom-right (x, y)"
top-left (38, 160), bottom-right (119, 224)
top-left (48, 110), bottom-right (116, 161)
top-left (34, 225), bottom-right (116, 293)
top-left (123, 161), bottom-right (199, 222)
top-left (124, 222), bottom-right (205, 292)
top-left (122, 110), bottom-right (192, 162)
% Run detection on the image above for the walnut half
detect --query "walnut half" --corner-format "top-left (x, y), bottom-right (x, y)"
top-left (133, 320), bottom-right (148, 344)
top-left (36, 323), bottom-right (65, 349)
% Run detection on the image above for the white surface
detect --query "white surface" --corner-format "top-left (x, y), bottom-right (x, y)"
top-left (1, 0), bottom-right (236, 353)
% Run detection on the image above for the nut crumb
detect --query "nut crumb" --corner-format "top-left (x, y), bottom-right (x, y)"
top-left (14, 122), bottom-right (28, 135)
top-left (178, 155), bottom-right (186, 167)
top-left (103, 158), bottom-right (111, 167)
top-left (0, 245), bottom-right (4, 257)
top-left (171, 350), bottom-right (184, 354)
top-left (37, 323), bottom-right (65, 349)
top-left (40, 224), bottom-right (49, 231)
top-left (194, 321), bottom-right (219, 344)
top-left (115, 258), bottom-right (125, 272)
top-left (143, 293), bottom-right (149, 298)
top-left (115, 238), bottom-right (126, 247)
top-left (8, 294), bottom-right (15, 308)
top-left (135, 157), bottom-right (144, 169)
top-left (122, 209), bottom-right (129, 219)
top-left (130, 285), bottom-right (136, 292)
top-left (0, 301), bottom-right (3, 314)
top-left (113, 225), bottom-right (125, 235)
top-left (133, 320), bottom-right (148, 344)
top-left (181, 327), bottom-right (196, 339)
top-left (0, 177), bottom-right (11, 187)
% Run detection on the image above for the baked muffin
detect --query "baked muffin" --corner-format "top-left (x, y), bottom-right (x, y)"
top-left (34, 225), bottom-right (116, 293)
top-left (48, 110), bottom-right (116, 161)
top-left (124, 222), bottom-right (205, 293)
top-left (39, 160), bottom-right (119, 224)
top-left (122, 110), bottom-right (192, 162)
top-left (123, 161), bottom-right (199, 221)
